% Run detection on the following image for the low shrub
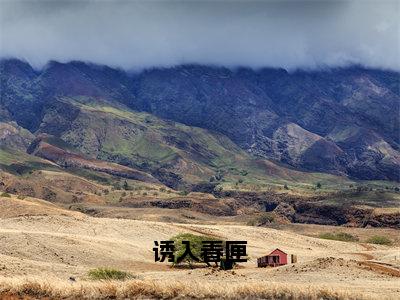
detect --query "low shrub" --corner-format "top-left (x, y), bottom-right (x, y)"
top-left (178, 190), bottom-right (189, 196)
top-left (88, 268), bottom-right (132, 281)
top-left (0, 192), bottom-right (11, 198)
top-left (366, 235), bottom-right (392, 245)
top-left (318, 232), bottom-right (358, 242)
top-left (169, 233), bottom-right (223, 267)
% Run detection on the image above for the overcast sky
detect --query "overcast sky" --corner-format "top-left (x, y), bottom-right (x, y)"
top-left (0, 0), bottom-right (399, 71)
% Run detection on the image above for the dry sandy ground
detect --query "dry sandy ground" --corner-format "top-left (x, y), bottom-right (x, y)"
top-left (0, 196), bottom-right (399, 299)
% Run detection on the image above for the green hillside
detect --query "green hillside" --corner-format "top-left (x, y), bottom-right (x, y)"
top-left (35, 96), bottom-right (357, 191)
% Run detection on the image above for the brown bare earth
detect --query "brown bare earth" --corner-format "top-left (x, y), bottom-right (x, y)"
top-left (29, 138), bottom-right (158, 183)
top-left (0, 195), bottom-right (399, 299)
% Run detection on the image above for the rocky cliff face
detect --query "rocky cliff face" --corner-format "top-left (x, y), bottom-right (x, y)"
top-left (1, 59), bottom-right (399, 181)
top-left (134, 65), bottom-right (399, 180)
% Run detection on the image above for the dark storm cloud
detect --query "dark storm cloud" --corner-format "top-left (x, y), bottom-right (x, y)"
top-left (0, 0), bottom-right (399, 70)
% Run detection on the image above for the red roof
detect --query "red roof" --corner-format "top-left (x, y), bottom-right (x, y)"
top-left (267, 248), bottom-right (287, 256)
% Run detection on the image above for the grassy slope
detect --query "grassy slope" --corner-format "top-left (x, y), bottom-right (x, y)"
top-left (2, 97), bottom-right (397, 195)
top-left (0, 147), bottom-right (60, 176)
top-left (57, 97), bottom-right (363, 190)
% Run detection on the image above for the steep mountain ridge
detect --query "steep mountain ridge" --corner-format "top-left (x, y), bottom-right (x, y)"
top-left (1, 59), bottom-right (399, 181)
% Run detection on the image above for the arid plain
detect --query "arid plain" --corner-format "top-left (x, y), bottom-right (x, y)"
top-left (0, 195), bottom-right (399, 299)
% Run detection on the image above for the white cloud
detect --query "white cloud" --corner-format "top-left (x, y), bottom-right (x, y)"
top-left (0, 0), bottom-right (399, 71)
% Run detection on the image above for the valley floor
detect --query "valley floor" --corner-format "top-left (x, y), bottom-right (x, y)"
top-left (0, 196), bottom-right (399, 299)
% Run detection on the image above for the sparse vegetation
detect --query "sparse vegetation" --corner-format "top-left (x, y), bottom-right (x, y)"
top-left (366, 235), bottom-right (392, 245)
top-left (0, 277), bottom-right (369, 300)
top-left (170, 233), bottom-right (223, 267)
top-left (0, 192), bottom-right (11, 198)
top-left (179, 190), bottom-right (189, 196)
top-left (318, 232), bottom-right (359, 242)
top-left (123, 180), bottom-right (130, 190)
top-left (240, 170), bottom-right (248, 176)
top-left (214, 170), bottom-right (224, 181)
top-left (112, 182), bottom-right (121, 190)
top-left (88, 268), bottom-right (132, 281)
top-left (247, 212), bottom-right (275, 226)
top-left (214, 186), bottom-right (223, 193)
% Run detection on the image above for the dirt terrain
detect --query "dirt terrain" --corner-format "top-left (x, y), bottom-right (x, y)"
top-left (0, 195), bottom-right (399, 299)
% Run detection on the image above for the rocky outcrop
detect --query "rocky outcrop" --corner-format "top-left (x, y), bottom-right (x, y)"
top-left (224, 190), bottom-right (400, 228)
top-left (0, 122), bottom-right (34, 150)
top-left (120, 197), bottom-right (237, 216)
top-left (134, 65), bottom-right (399, 180)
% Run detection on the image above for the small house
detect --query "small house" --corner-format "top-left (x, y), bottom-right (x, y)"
top-left (257, 248), bottom-right (288, 267)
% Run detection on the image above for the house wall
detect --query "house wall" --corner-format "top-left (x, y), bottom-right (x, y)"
top-left (269, 249), bottom-right (287, 265)
top-left (257, 249), bottom-right (289, 267)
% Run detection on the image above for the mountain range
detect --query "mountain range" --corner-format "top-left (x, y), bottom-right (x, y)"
top-left (1, 58), bottom-right (399, 185)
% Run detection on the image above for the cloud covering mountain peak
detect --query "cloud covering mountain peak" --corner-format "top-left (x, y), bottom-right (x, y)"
top-left (1, 0), bottom-right (399, 71)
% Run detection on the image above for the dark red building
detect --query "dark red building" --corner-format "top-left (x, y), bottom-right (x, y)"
top-left (257, 248), bottom-right (288, 267)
